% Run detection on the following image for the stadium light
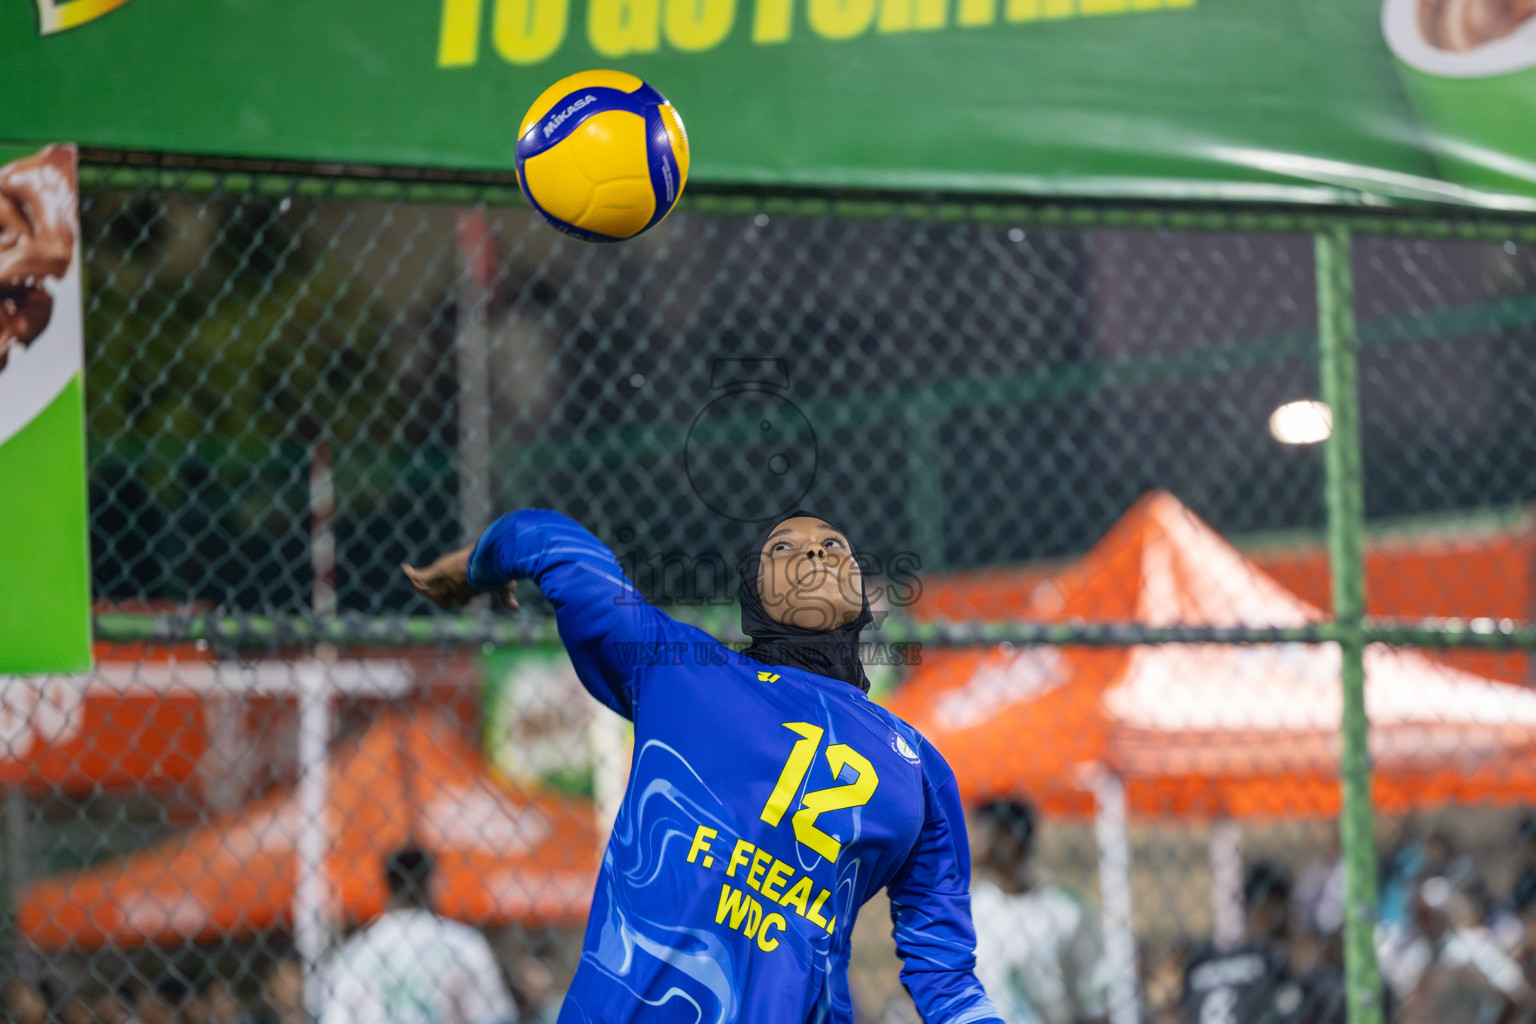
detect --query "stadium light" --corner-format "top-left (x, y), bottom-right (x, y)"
top-left (1269, 400), bottom-right (1333, 445)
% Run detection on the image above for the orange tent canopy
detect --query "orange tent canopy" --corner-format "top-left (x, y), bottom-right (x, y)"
top-left (18, 710), bottom-right (597, 950)
top-left (0, 634), bottom-right (220, 795)
top-left (889, 492), bottom-right (1536, 820)
top-left (0, 678), bottom-right (206, 794)
top-left (0, 658), bottom-right (415, 798)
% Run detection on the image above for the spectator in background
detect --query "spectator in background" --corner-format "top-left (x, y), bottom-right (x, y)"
top-left (1510, 874), bottom-right (1536, 1003)
top-left (1292, 835), bottom-right (1345, 940)
top-left (248, 959), bottom-right (307, 1024)
top-left (194, 980), bottom-right (243, 1024)
top-left (1141, 940), bottom-right (1191, 1024)
top-left (1181, 862), bottom-right (1309, 1024)
top-left (505, 959), bottom-right (560, 1024)
top-left (92, 982), bottom-right (144, 1024)
top-left (4, 980), bottom-right (48, 1024)
top-left (1380, 858), bottom-right (1533, 1024)
top-left (1378, 827), bottom-right (1457, 934)
top-left (969, 799), bottom-right (1111, 1024)
top-left (180, 984), bottom-right (209, 1024)
top-left (182, 977), bottom-right (243, 1024)
top-left (1288, 926), bottom-right (1346, 1024)
top-left (1498, 815), bottom-right (1536, 957)
top-left (140, 980), bottom-right (188, 1024)
top-left (321, 847), bottom-right (517, 1024)
top-left (54, 991), bottom-right (92, 1024)
top-left (1513, 816), bottom-right (1536, 900)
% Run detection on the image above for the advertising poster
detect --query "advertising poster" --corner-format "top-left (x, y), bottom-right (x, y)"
top-left (2, 0), bottom-right (1535, 206)
top-left (0, 144), bottom-right (91, 673)
top-left (483, 645), bottom-right (607, 796)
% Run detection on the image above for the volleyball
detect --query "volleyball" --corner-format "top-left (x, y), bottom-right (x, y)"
top-left (515, 71), bottom-right (690, 244)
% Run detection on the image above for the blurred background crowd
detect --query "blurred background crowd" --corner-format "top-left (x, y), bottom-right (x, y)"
top-left (10, 805), bottom-right (1536, 1024)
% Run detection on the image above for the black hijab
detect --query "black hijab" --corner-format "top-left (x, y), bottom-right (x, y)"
top-left (738, 510), bottom-right (873, 693)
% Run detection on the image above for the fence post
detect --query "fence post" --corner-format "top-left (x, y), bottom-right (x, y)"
top-left (1316, 226), bottom-right (1382, 1024)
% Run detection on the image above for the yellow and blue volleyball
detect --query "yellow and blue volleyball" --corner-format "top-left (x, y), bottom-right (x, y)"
top-left (515, 71), bottom-right (690, 244)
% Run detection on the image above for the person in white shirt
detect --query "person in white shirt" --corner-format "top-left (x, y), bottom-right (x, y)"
top-left (322, 848), bottom-right (519, 1024)
top-left (969, 799), bottom-right (1111, 1024)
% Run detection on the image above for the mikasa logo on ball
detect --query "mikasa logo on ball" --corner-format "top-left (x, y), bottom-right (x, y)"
top-left (544, 94), bottom-right (597, 138)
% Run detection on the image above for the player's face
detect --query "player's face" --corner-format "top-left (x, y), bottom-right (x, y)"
top-left (756, 516), bottom-right (864, 631)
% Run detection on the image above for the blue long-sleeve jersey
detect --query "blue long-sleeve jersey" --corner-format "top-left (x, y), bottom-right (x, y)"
top-left (469, 510), bottom-right (1002, 1024)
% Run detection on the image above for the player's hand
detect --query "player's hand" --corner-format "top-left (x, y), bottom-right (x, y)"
top-left (402, 546), bottom-right (519, 611)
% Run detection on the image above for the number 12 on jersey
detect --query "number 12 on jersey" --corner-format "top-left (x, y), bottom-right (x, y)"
top-left (759, 722), bottom-right (879, 862)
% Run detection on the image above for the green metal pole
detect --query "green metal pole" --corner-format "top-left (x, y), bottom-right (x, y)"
top-left (1316, 226), bottom-right (1383, 1024)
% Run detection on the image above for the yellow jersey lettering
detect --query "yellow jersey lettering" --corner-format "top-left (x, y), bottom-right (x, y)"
top-left (743, 897), bottom-right (763, 938)
top-left (760, 723), bottom-right (823, 827)
top-left (781, 876), bottom-right (814, 917)
top-left (687, 825), bottom-right (718, 865)
top-left (757, 912), bottom-right (787, 951)
top-left (726, 839), bottom-right (755, 878)
top-left (807, 887), bottom-right (832, 929)
top-left (746, 848), bottom-right (773, 891)
top-left (716, 883), bottom-right (752, 930)
top-left (761, 859), bottom-right (794, 902)
top-left (790, 744), bottom-right (879, 863)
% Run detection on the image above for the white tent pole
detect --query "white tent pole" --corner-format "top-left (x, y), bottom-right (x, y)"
top-left (309, 441), bottom-right (336, 621)
top-left (1093, 769), bottom-right (1140, 1024)
top-left (1210, 820), bottom-right (1244, 951)
top-left (295, 655), bottom-right (333, 1018)
top-left (454, 210), bottom-right (494, 550)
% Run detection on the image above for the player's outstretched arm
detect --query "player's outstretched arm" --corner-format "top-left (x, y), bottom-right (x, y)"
top-left (404, 509), bottom-right (672, 718)
top-left (887, 741), bottom-right (1006, 1024)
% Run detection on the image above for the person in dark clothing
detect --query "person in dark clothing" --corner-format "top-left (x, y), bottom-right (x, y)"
top-left (404, 509), bottom-right (1003, 1024)
top-left (1182, 862), bottom-right (1309, 1024)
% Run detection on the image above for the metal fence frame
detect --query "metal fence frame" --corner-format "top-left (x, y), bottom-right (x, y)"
top-left (77, 155), bottom-right (1536, 1024)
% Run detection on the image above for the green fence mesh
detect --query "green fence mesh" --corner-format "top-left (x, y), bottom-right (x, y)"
top-left (5, 169), bottom-right (1536, 1024)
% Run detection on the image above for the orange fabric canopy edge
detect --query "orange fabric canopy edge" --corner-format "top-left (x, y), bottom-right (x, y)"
top-left (913, 499), bottom-right (1535, 685)
top-left (889, 492), bottom-right (1536, 821)
top-left (17, 711), bottom-right (597, 950)
top-left (0, 682), bottom-right (207, 794)
top-left (1, 632), bottom-right (218, 795)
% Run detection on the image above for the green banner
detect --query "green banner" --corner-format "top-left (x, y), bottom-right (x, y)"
top-left (5, 1), bottom-right (1536, 203)
top-left (0, 144), bottom-right (92, 674)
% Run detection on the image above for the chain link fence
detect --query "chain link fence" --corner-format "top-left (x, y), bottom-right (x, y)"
top-left (5, 167), bottom-right (1536, 1024)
